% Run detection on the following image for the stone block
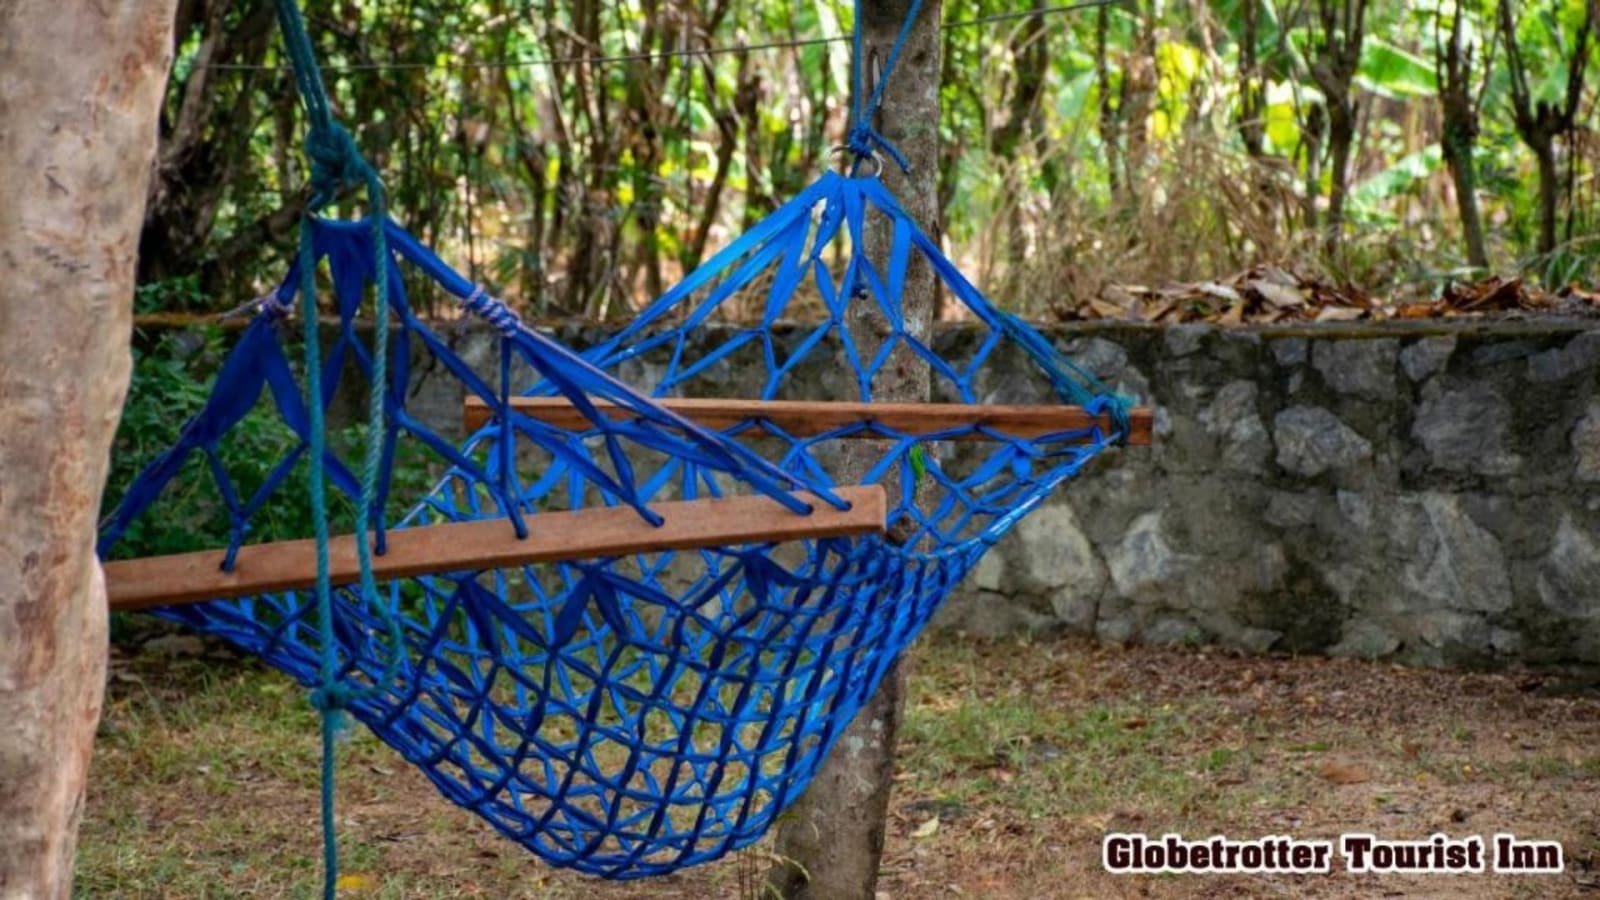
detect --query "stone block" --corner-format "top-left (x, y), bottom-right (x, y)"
top-left (1528, 332), bottom-right (1600, 384)
top-left (1274, 406), bottom-right (1373, 477)
top-left (1013, 503), bottom-right (1107, 599)
top-left (1412, 383), bottom-right (1520, 475)
top-left (1313, 339), bottom-right (1398, 400)
top-left (1400, 336), bottom-right (1456, 382)
top-left (1201, 380), bottom-right (1269, 473)
top-left (1401, 493), bottom-right (1513, 614)
top-left (1330, 619), bottom-right (1402, 659)
top-left (1107, 511), bottom-right (1184, 598)
top-left (1574, 404), bottom-right (1600, 483)
top-left (1537, 516), bottom-right (1600, 619)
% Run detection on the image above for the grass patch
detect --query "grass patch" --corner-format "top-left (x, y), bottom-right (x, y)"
top-left (77, 632), bottom-right (1600, 899)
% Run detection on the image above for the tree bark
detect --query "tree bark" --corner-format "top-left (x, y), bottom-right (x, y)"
top-left (1436, 0), bottom-right (1491, 270)
top-left (0, 2), bottom-right (176, 896)
top-left (1095, 4), bottom-right (1124, 201)
top-left (1308, 0), bottom-right (1368, 259)
top-left (1533, 140), bottom-right (1561, 257)
top-left (1442, 134), bottom-right (1490, 269)
top-left (767, 1), bottom-right (940, 897)
top-left (997, 0), bottom-right (1050, 281)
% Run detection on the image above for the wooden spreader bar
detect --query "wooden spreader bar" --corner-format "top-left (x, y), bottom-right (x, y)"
top-left (463, 397), bottom-right (1154, 446)
top-left (103, 485), bottom-right (886, 612)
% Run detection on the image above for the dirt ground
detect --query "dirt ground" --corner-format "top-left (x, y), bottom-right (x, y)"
top-left (78, 631), bottom-right (1600, 898)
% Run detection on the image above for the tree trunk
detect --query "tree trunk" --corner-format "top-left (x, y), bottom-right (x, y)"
top-left (139, 0), bottom-right (276, 290)
top-left (767, 1), bottom-right (940, 897)
top-left (1442, 135), bottom-right (1490, 269)
top-left (998, 0), bottom-right (1050, 282)
top-left (1324, 100), bottom-right (1357, 258)
top-left (1095, 4), bottom-right (1123, 201)
top-left (1308, 0), bottom-right (1368, 259)
top-left (1436, 2), bottom-right (1490, 270)
top-left (1534, 138), bottom-right (1560, 257)
top-left (1498, 0), bottom-right (1593, 260)
top-left (0, 1), bottom-right (176, 897)
top-left (1301, 103), bottom-right (1325, 232)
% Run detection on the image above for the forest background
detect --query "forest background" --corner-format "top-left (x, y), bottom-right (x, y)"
top-left (138, 0), bottom-right (1600, 323)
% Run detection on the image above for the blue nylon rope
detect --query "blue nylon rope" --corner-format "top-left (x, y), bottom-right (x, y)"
top-left (846, 0), bottom-right (927, 173)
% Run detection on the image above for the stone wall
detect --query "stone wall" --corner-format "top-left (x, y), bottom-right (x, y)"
top-left (929, 320), bottom-right (1600, 671)
top-left (224, 316), bottom-right (1600, 670)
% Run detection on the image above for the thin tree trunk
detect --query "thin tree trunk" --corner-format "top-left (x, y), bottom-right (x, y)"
top-left (1301, 103), bottom-right (1325, 232)
top-left (1095, 4), bottom-right (1124, 201)
top-left (1534, 140), bottom-right (1561, 257)
top-left (0, 1), bottom-right (176, 896)
top-left (1309, 0), bottom-right (1368, 259)
top-left (1324, 101), bottom-right (1356, 256)
top-left (767, 0), bottom-right (940, 897)
top-left (1238, 0), bottom-right (1267, 160)
top-left (1443, 137), bottom-right (1490, 269)
top-left (998, 0), bottom-right (1050, 281)
top-left (1436, 1), bottom-right (1491, 270)
top-left (1498, 0), bottom-right (1593, 259)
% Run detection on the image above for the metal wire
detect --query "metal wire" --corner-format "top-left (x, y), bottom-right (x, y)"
top-left (204, 0), bottom-right (1120, 73)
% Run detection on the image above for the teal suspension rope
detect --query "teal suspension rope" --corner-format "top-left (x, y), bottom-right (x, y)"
top-left (272, 0), bottom-right (404, 896)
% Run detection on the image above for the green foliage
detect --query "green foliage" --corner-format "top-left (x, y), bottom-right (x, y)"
top-left (142, 0), bottom-right (1598, 319)
top-left (134, 275), bottom-right (209, 316)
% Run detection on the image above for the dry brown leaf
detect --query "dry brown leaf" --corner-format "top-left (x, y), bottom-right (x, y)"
top-left (1100, 284), bottom-right (1141, 308)
top-left (1561, 284), bottom-right (1599, 305)
top-left (335, 873), bottom-right (376, 892)
top-left (1197, 281), bottom-right (1244, 304)
top-left (1255, 265), bottom-right (1301, 287)
top-left (1317, 761), bottom-right (1371, 785)
top-left (1248, 279), bottom-right (1306, 309)
top-left (1088, 298), bottom-right (1125, 319)
top-left (1314, 307), bottom-right (1365, 323)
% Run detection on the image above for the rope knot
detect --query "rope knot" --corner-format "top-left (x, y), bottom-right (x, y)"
top-left (1084, 394), bottom-right (1134, 446)
top-left (262, 288), bottom-right (296, 320)
top-left (843, 123), bottom-right (911, 175)
top-left (461, 287), bottom-right (525, 337)
top-left (845, 123), bottom-right (879, 160)
top-left (305, 123), bottom-right (367, 209)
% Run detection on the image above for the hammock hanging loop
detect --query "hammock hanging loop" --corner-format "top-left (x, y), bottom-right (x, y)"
top-left (841, 0), bottom-right (927, 174)
top-left (829, 144), bottom-right (885, 178)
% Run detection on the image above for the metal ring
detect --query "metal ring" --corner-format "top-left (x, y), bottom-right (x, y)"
top-left (829, 145), bottom-right (885, 179)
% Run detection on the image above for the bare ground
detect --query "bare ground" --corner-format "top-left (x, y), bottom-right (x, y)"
top-left (78, 632), bottom-right (1600, 898)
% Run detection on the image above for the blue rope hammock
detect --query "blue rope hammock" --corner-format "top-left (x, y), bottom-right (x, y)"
top-left (97, 0), bottom-right (1136, 888)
